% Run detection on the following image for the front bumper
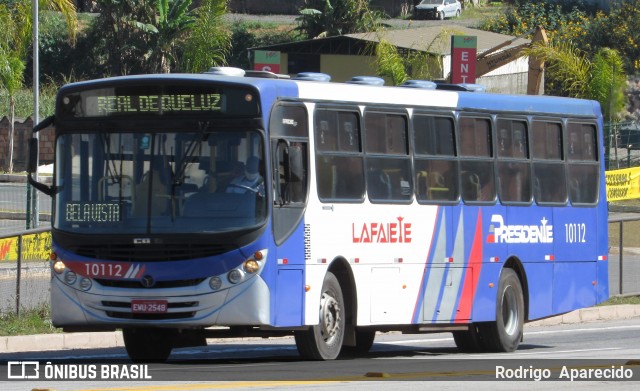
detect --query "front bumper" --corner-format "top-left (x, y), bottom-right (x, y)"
top-left (51, 273), bottom-right (271, 328)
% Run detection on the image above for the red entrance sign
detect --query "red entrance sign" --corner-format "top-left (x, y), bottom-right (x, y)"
top-left (450, 36), bottom-right (477, 84)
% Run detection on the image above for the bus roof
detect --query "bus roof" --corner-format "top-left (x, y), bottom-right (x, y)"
top-left (59, 72), bottom-right (602, 120)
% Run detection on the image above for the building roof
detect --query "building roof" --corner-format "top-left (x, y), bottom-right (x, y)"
top-left (250, 26), bottom-right (531, 56)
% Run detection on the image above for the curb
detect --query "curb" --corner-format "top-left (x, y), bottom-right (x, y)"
top-left (1, 305), bottom-right (639, 354)
top-left (526, 304), bottom-right (640, 327)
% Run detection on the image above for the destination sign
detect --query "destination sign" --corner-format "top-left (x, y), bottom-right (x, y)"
top-left (58, 83), bottom-right (260, 118)
top-left (86, 93), bottom-right (223, 116)
top-left (66, 202), bottom-right (121, 223)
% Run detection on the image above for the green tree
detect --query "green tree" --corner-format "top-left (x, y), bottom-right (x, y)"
top-left (180, 0), bottom-right (230, 73)
top-left (0, 0), bottom-right (77, 172)
top-left (88, 0), bottom-right (231, 75)
top-left (149, 0), bottom-right (195, 73)
top-left (296, 0), bottom-right (384, 39)
top-left (525, 43), bottom-right (626, 120)
top-left (88, 0), bottom-right (155, 76)
top-left (578, 0), bottom-right (640, 73)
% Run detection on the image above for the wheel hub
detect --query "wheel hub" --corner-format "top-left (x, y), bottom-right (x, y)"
top-left (320, 292), bottom-right (341, 341)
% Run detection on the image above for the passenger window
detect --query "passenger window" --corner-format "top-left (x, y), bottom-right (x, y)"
top-left (365, 112), bottom-right (408, 155)
top-left (532, 121), bottom-right (567, 205)
top-left (568, 123), bottom-right (597, 161)
top-left (496, 119), bottom-right (531, 204)
top-left (532, 121), bottom-right (562, 160)
top-left (459, 117), bottom-right (491, 157)
top-left (315, 108), bottom-right (364, 202)
top-left (567, 122), bottom-right (598, 204)
top-left (414, 116), bottom-right (455, 156)
top-left (364, 111), bottom-right (412, 203)
top-left (459, 117), bottom-right (495, 203)
top-left (497, 119), bottom-right (528, 159)
top-left (315, 110), bottom-right (338, 152)
top-left (413, 114), bottom-right (458, 203)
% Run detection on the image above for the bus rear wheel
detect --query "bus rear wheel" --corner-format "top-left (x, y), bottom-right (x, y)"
top-left (480, 268), bottom-right (524, 352)
top-left (122, 328), bottom-right (174, 362)
top-left (295, 272), bottom-right (345, 360)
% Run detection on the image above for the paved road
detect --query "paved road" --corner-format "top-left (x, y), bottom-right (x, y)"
top-left (1, 318), bottom-right (639, 390)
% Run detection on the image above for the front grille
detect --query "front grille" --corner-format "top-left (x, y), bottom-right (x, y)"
top-left (95, 278), bottom-right (206, 289)
top-left (70, 243), bottom-right (236, 262)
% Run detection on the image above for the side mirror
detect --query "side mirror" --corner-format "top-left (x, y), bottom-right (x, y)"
top-left (27, 116), bottom-right (55, 196)
top-left (27, 137), bottom-right (39, 174)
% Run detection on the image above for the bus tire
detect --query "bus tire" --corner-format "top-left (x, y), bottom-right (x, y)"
top-left (453, 324), bottom-right (484, 352)
top-left (123, 328), bottom-right (174, 363)
top-left (481, 268), bottom-right (524, 352)
top-left (295, 272), bottom-right (345, 360)
top-left (341, 329), bottom-right (376, 357)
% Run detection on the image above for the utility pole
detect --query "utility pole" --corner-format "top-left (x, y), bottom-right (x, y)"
top-left (28, 0), bottom-right (40, 229)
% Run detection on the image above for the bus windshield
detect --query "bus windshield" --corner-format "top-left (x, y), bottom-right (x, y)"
top-left (54, 129), bottom-right (267, 234)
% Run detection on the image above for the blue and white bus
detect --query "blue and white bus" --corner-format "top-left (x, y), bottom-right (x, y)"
top-left (28, 68), bottom-right (609, 361)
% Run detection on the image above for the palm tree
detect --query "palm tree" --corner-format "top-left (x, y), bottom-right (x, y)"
top-left (525, 42), bottom-right (626, 120)
top-left (180, 0), bottom-right (230, 73)
top-left (0, 0), bottom-right (77, 173)
top-left (149, 0), bottom-right (196, 73)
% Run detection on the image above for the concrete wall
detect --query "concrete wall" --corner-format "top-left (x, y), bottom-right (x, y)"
top-left (0, 117), bottom-right (54, 173)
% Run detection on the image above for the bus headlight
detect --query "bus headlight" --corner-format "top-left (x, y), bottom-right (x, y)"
top-left (53, 260), bottom-right (66, 274)
top-left (64, 271), bottom-right (77, 285)
top-left (243, 259), bottom-right (260, 274)
top-left (209, 276), bottom-right (223, 291)
top-left (79, 278), bottom-right (92, 291)
top-left (228, 269), bottom-right (244, 284)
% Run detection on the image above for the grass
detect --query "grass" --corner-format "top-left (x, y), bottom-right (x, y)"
top-left (458, 2), bottom-right (505, 23)
top-left (598, 295), bottom-right (640, 306)
top-left (0, 305), bottom-right (61, 336)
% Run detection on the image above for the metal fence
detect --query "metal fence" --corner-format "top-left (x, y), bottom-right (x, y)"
top-left (0, 227), bottom-right (50, 316)
top-left (608, 213), bottom-right (640, 296)
top-left (1, 215), bottom-right (639, 316)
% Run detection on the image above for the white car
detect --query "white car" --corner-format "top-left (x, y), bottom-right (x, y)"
top-left (414, 0), bottom-right (462, 20)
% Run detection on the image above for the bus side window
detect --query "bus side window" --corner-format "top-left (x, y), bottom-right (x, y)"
top-left (364, 111), bottom-right (412, 203)
top-left (532, 121), bottom-right (566, 204)
top-left (496, 119), bottom-right (530, 204)
top-left (567, 122), bottom-right (598, 204)
top-left (459, 117), bottom-right (495, 203)
top-left (413, 114), bottom-right (458, 203)
top-left (315, 108), bottom-right (364, 202)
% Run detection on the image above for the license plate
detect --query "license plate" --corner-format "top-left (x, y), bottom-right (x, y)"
top-left (131, 299), bottom-right (168, 313)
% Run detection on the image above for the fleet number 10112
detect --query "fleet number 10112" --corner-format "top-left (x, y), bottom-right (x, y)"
top-left (565, 223), bottom-right (586, 243)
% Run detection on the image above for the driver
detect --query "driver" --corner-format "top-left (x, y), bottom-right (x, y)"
top-left (226, 156), bottom-right (264, 196)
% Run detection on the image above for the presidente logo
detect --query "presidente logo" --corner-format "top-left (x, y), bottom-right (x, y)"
top-left (487, 214), bottom-right (553, 244)
top-left (352, 216), bottom-right (412, 243)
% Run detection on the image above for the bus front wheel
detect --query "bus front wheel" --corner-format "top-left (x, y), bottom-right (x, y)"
top-left (481, 268), bottom-right (524, 352)
top-left (123, 328), bottom-right (174, 362)
top-left (295, 272), bottom-right (345, 360)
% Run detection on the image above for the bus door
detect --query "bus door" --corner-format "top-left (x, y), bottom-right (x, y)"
top-left (269, 103), bottom-right (309, 326)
